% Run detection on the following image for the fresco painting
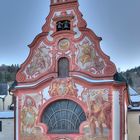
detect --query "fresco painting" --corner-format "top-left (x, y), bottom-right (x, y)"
top-left (76, 37), bottom-right (106, 74)
top-left (49, 78), bottom-right (78, 97)
top-left (13, 1), bottom-right (126, 140)
top-left (20, 94), bottom-right (44, 140)
top-left (19, 81), bottom-right (112, 140)
top-left (81, 89), bottom-right (111, 140)
top-left (24, 42), bottom-right (52, 79)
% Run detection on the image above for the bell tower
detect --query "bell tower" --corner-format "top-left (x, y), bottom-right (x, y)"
top-left (51, 0), bottom-right (77, 5)
top-left (13, 0), bottom-right (128, 140)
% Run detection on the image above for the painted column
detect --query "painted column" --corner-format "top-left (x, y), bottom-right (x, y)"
top-left (112, 90), bottom-right (120, 140)
top-left (124, 100), bottom-right (128, 140)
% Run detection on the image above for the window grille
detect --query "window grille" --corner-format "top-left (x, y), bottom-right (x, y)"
top-left (58, 58), bottom-right (69, 78)
top-left (42, 99), bottom-right (86, 134)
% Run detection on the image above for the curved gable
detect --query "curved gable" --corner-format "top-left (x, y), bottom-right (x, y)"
top-left (16, 0), bottom-right (116, 84)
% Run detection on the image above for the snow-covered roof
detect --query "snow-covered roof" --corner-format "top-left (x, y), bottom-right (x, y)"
top-left (0, 95), bottom-right (6, 99)
top-left (128, 105), bottom-right (140, 111)
top-left (130, 95), bottom-right (140, 102)
top-left (128, 86), bottom-right (140, 103)
top-left (0, 111), bottom-right (14, 119)
top-left (128, 86), bottom-right (138, 96)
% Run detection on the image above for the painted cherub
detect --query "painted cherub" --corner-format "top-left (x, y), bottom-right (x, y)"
top-left (67, 80), bottom-right (78, 96)
top-left (49, 81), bottom-right (59, 96)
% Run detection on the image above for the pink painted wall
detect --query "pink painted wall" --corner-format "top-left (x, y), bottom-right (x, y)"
top-left (13, 0), bottom-right (128, 140)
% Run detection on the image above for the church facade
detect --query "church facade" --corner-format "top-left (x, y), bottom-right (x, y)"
top-left (13, 0), bottom-right (128, 140)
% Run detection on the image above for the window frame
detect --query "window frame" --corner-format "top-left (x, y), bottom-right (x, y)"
top-left (0, 121), bottom-right (2, 132)
top-left (58, 57), bottom-right (69, 78)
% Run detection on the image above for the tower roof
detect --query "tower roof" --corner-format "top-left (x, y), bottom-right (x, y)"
top-left (50, 0), bottom-right (78, 6)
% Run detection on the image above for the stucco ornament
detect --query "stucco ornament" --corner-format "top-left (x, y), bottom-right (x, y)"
top-left (66, 9), bottom-right (82, 38)
top-left (47, 9), bottom-right (82, 41)
top-left (58, 39), bottom-right (70, 51)
top-left (49, 78), bottom-right (78, 97)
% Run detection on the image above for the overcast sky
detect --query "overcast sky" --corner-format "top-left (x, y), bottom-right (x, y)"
top-left (0, 0), bottom-right (140, 71)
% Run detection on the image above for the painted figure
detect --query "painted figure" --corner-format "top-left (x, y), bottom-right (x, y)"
top-left (67, 79), bottom-right (78, 96)
top-left (77, 40), bottom-right (95, 70)
top-left (76, 37), bottom-right (106, 74)
top-left (50, 82), bottom-right (59, 96)
top-left (25, 44), bottom-right (51, 79)
top-left (86, 93), bottom-right (111, 136)
top-left (94, 56), bottom-right (105, 72)
top-left (80, 43), bottom-right (93, 65)
top-left (49, 78), bottom-right (77, 97)
top-left (86, 94), bottom-right (96, 136)
top-left (21, 96), bottom-right (38, 135)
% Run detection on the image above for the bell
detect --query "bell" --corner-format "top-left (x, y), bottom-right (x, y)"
top-left (63, 21), bottom-right (70, 30)
top-left (57, 22), bottom-right (63, 31)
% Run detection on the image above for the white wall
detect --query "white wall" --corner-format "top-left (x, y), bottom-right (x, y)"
top-left (112, 90), bottom-right (120, 140)
top-left (128, 111), bottom-right (140, 140)
top-left (0, 94), bottom-right (13, 111)
top-left (0, 118), bottom-right (14, 140)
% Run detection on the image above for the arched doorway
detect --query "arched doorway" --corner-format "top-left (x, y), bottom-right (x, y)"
top-left (41, 99), bottom-right (86, 134)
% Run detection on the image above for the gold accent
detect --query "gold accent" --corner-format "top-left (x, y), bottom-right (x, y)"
top-left (58, 39), bottom-right (70, 51)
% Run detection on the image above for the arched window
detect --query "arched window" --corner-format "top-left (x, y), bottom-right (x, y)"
top-left (56, 20), bottom-right (70, 31)
top-left (41, 99), bottom-right (86, 134)
top-left (58, 57), bottom-right (69, 78)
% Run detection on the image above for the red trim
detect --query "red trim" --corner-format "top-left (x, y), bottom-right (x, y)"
top-left (13, 0), bottom-right (128, 139)
top-left (37, 96), bottom-right (87, 125)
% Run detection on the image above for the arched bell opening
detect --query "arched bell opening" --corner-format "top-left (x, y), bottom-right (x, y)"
top-left (56, 20), bottom-right (70, 31)
top-left (41, 99), bottom-right (86, 134)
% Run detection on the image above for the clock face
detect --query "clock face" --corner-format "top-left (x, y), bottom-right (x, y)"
top-left (58, 39), bottom-right (70, 51)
